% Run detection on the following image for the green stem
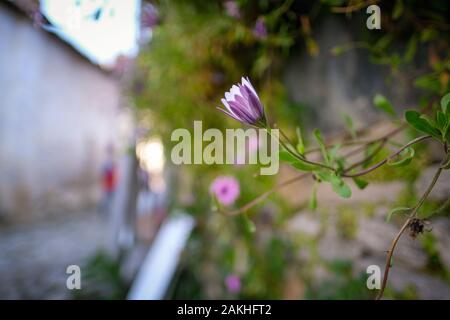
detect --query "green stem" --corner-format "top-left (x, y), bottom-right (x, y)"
top-left (265, 126), bottom-right (335, 171)
top-left (278, 128), bottom-right (306, 159)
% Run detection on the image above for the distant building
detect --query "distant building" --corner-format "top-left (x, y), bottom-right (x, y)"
top-left (0, 2), bottom-right (133, 221)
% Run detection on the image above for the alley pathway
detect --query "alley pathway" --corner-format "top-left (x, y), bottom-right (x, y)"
top-left (0, 211), bottom-right (109, 299)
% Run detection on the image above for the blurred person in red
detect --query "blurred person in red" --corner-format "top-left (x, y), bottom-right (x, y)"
top-left (99, 144), bottom-right (118, 215)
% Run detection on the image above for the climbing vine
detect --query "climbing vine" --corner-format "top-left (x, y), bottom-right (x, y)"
top-left (136, 0), bottom-right (450, 299)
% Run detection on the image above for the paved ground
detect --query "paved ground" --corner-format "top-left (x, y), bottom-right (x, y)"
top-left (0, 211), bottom-right (109, 299)
top-left (284, 173), bottom-right (450, 299)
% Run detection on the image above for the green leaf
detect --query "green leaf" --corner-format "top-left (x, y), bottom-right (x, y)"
top-left (309, 183), bottom-right (318, 210)
top-left (404, 34), bottom-right (418, 63)
top-left (296, 127), bottom-right (305, 155)
top-left (420, 114), bottom-right (438, 129)
top-left (362, 143), bottom-right (380, 168)
top-left (313, 129), bottom-right (330, 165)
top-left (329, 144), bottom-right (341, 163)
top-left (445, 124), bottom-right (450, 145)
top-left (388, 53), bottom-right (401, 68)
top-left (290, 160), bottom-right (318, 171)
top-left (211, 194), bottom-right (220, 212)
top-left (315, 171), bottom-right (333, 183)
top-left (342, 114), bottom-right (356, 139)
top-left (392, 0), bottom-right (403, 20)
top-left (320, 0), bottom-right (345, 6)
top-left (405, 110), bottom-right (441, 139)
top-left (335, 157), bottom-right (346, 172)
top-left (330, 176), bottom-right (352, 199)
top-left (279, 150), bottom-right (318, 171)
top-left (386, 207), bottom-right (411, 222)
top-left (436, 111), bottom-right (447, 130)
top-left (374, 94), bottom-right (396, 117)
top-left (242, 215), bottom-right (256, 233)
top-left (414, 74), bottom-right (441, 93)
top-left (279, 149), bottom-right (296, 162)
top-left (374, 34), bottom-right (393, 52)
top-left (315, 171), bottom-right (351, 198)
top-left (441, 93), bottom-right (450, 114)
top-left (420, 28), bottom-right (437, 42)
top-left (353, 177), bottom-right (368, 190)
top-left (331, 45), bottom-right (345, 56)
top-left (305, 37), bottom-right (319, 57)
top-left (253, 54), bottom-right (272, 77)
top-left (387, 147), bottom-right (415, 167)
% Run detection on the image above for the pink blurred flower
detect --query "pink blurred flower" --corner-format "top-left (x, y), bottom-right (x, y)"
top-left (225, 274), bottom-right (241, 294)
top-left (141, 3), bottom-right (159, 29)
top-left (253, 17), bottom-right (267, 39)
top-left (224, 1), bottom-right (241, 19)
top-left (210, 176), bottom-right (240, 206)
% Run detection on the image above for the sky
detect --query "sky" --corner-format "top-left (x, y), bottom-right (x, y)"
top-left (41, 0), bottom-right (141, 67)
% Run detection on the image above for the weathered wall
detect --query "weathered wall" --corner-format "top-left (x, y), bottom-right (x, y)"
top-left (283, 16), bottom-right (425, 133)
top-left (0, 5), bottom-right (130, 220)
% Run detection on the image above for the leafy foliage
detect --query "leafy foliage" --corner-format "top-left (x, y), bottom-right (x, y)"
top-left (134, 0), bottom-right (450, 299)
top-left (374, 94), bottom-right (396, 118)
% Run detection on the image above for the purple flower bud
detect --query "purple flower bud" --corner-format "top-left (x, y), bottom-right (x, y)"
top-left (224, 1), bottom-right (241, 19)
top-left (141, 3), bottom-right (159, 29)
top-left (253, 17), bottom-right (267, 40)
top-left (218, 77), bottom-right (266, 127)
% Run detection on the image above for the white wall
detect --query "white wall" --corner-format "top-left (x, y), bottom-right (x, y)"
top-left (0, 5), bottom-right (131, 220)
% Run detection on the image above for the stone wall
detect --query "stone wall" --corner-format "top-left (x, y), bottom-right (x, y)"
top-left (283, 16), bottom-right (426, 134)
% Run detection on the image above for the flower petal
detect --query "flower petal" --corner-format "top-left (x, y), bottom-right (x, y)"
top-left (217, 107), bottom-right (242, 122)
top-left (230, 85), bottom-right (241, 98)
top-left (221, 98), bottom-right (231, 111)
top-left (229, 101), bottom-right (254, 124)
top-left (242, 85), bottom-right (264, 118)
top-left (234, 92), bottom-right (257, 118)
top-left (241, 77), bottom-right (258, 98)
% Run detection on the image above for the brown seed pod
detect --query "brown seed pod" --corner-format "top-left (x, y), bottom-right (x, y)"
top-left (407, 218), bottom-right (431, 239)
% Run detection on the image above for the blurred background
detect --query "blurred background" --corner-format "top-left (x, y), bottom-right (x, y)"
top-left (0, 0), bottom-right (449, 299)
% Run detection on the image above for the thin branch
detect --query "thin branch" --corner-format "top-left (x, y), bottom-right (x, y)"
top-left (304, 124), bottom-right (406, 156)
top-left (342, 135), bottom-right (431, 178)
top-left (305, 139), bottom-right (373, 155)
top-left (343, 138), bottom-right (387, 172)
top-left (331, 0), bottom-right (380, 14)
top-left (220, 173), bottom-right (309, 216)
top-left (375, 218), bottom-right (411, 300)
top-left (376, 157), bottom-right (446, 300)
